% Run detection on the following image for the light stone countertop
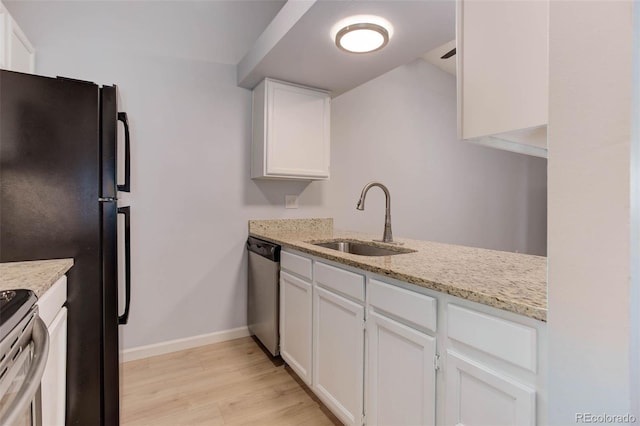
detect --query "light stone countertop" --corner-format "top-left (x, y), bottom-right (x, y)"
top-left (249, 219), bottom-right (547, 322)
top-left (0, 259), bottom-right (74, 297)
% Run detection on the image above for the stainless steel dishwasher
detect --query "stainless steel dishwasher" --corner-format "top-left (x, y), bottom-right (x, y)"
top-left (247, 236), bottom-right (281, 356)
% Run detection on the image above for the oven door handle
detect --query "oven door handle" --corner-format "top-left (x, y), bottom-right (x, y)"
top-left (0, 316), bottom-right (49, 426)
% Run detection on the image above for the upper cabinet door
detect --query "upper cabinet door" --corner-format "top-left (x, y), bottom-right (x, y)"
top-left (0, 2), bottom-right (35, 73)
top-left (252, 78), bottom-right (330, 180)
top-left (457, 0), bottom-right (548, 156)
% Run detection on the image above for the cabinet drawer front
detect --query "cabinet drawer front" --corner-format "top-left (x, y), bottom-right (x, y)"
top-left (368, 279), bottom-right (437, 333)
top-left (314, 261), bottom-right (365, 302)
top-left (281, 251), bottom-right (313, 280)
top-left (448, 304), bottom-right (537, 372)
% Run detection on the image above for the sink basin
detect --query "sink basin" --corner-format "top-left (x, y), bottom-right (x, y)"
top-left (311, 240), bottom-right (415, 257)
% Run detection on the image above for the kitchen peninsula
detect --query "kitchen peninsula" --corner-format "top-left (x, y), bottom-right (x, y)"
top-left (249, 218), bottom-right (547, 426)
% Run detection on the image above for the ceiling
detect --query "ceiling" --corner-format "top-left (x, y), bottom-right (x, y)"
top-left (5, 0), bottom-right (455, 96)
top-left (238, 0), bottom-right (455, 96)
top-left (3, 0), bottom-right (286, 65)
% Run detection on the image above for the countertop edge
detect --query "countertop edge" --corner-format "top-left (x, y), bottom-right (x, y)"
top-left (0, 258), bottom-right (74, 298)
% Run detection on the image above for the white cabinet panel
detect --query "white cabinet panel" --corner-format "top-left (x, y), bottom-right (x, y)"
top-left (448, 304), bottom-right (537, 372)
top-left (280, 271), bottom-right (313, 385)
top-left (41, 307), bottom-right (67, 426)
top-left (368, 278), bottom-right (437, 332)
top-left (281, 251), bottom-right (313, 280)
top-left (457, 0), bottom-right (548, 156)
top-left (445, 350), bottom-right (536, 426)
top-left (37, 275), bottom-right (68, 426)
top-left (314, 261), bottom-right (364, 302)
top-left (37, 276), bottom-right (66, 327)
top-left (252, 78), bottom-right (330, 180)
top-left (366, 311), bottom-right (436, 426)
top-left (0, 3), bottom-right (34, 73)
top-left (313, 286), bottom-right (364, 426)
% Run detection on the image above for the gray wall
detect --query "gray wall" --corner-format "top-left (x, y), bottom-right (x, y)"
top-left (328, 60), bottom-right (547, 256)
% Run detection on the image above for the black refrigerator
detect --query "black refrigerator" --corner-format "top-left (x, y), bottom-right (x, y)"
top-left (0, 69), bottom-right (132, 425)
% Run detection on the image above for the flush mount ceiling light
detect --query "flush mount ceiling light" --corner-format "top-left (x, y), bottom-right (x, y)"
top-left (331, 15), bottom-right (393, 54)
top-left (336, 23), bottom-right (389, 53)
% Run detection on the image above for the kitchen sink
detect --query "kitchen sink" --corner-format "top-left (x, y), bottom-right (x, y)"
top-left (311, 240), bottom-right (415, 257)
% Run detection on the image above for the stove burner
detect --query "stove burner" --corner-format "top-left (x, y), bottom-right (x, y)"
top-left (0, 290), bottom-right (37, 342)
top-left (0, 290), bottom-right (17, 303)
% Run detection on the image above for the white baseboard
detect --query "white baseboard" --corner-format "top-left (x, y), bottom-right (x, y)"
top-left (120, 326), bottom-right (251, 363)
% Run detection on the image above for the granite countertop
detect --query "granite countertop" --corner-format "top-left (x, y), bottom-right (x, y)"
top-left (0, 259), bottom-right (74, 297)
top-left (249, 219), bottom-right (547, 322)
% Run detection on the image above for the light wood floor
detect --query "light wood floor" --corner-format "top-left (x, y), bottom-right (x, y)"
top-left (121, 337), bottom-right (341, 426)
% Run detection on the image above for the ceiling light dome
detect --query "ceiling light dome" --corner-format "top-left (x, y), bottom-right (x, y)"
top-left (336, 23), bottom-right (389, 53)
top-left (330, 15), bottom-right (393, 54)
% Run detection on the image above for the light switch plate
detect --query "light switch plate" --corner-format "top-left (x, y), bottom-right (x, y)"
top-left (285, 195), bottom-right (299, 209)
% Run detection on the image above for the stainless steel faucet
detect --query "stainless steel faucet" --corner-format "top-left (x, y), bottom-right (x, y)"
top-left (356, 182), bottom-right (400, 244)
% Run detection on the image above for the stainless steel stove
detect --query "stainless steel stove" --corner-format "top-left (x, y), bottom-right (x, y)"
top-left (0, 290), bottom-right (37, 341)
top-left (0, 289), bottom-right (48, 426)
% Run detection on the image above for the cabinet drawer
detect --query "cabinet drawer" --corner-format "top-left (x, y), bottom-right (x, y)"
top-left (448, 304), bottom-right (537, 372)
top-left (281, 251), bottom-right (312, 280)
top-left (368, 278), bottom-right (437, 332)
top-left (314, 262), bottom-right (364, 302)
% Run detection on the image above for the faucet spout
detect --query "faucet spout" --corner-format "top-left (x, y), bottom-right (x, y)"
top-left (355, 182), bottom-right (399, 244)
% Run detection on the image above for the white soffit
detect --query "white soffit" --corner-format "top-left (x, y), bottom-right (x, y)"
top-left (237, 0), bottom-right (455, 96)
top-left (421, 39), bottom-right (456, 76)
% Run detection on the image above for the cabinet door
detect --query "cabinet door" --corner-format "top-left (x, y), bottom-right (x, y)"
top-left (313, 286), bottom-right (364, 426)
top-left (280, 271), bottom-right (313, 385)
top-left (252, 78), bottom-right (330, 180)
top-left (266, 80), bottom-right (330, 178)
top-left (445, 350), bottom-right (535, 426)
top-left (0, 6), bottom-right (34, 73)
top-left (41, 307), bottom-right (67, 426)
top-left (457, 0), bottom-right (548, 140)
top-left (366, 311), bottom-right (436, 426)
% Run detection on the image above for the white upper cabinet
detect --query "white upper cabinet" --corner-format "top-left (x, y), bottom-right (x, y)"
top-left (0, 2), bottom-right (35, 73)
top-left (251, 78), bottom-right (330, 180)
top-left (457, 0), bottom-right (548, 158)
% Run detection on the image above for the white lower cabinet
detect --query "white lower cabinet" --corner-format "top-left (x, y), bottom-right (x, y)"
top-left (279, 249), bottom-right (546, 425)
top-left (313, 286), bottom-right (364, 426)
top-left (445, 350), bottom-right (536, 426)
top-left (366, 311), bottom-right (436, 426)
top-left (41, 307), bottom-right (67, 426)
top-left (36, 275), bottom-right (68, 426)
top-left (279, 271), bottom-right (313, 385)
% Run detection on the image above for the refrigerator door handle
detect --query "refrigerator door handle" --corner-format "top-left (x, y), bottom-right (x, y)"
top-left (117, 112), bottom-right (131, 193)
top-left (117, 206), bottom-right (131, 325)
